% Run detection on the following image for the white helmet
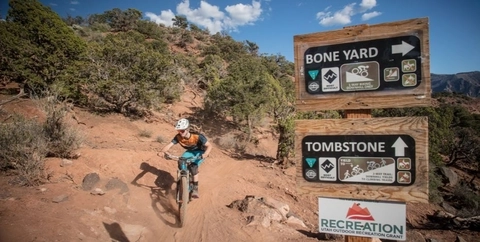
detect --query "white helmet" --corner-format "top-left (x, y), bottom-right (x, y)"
top-left (175, 118), bottom-right (190, 130)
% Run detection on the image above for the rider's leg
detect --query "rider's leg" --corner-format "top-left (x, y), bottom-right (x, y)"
top-left (181, 150), bottom-right (204, 198)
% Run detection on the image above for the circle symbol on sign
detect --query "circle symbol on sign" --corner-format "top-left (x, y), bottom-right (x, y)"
top-left (306, 169), bottom-right (317, 179)
top-left (308, 82), bottom-right (320, 92)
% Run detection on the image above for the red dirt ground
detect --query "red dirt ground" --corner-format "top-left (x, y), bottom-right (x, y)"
top-left (0, 92), bottom-right (478, 242)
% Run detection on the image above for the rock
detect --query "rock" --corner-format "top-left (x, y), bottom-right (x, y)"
top-left (261, 197), bottom-right (290, 219)
top-left (90, 188), bottom-right (105, 195)
top-left (246, 208), bottom-right (283, 228)
top-left (52, 194), bottom-right (69, 203)
top-left (406, 230), bottom-right (426, 242)
top-left (104, 206), bottom-right (117, 214)
top-left (441, 201), bottom-right (457, 215)
top-left (439, 167), bottom-right (459, 187)
top-left (285, 216), bottom-right (307, 228)
top-left (105, 178), bottom-right (129, 194)
top-left (60, 159), bottom-right (73, 167)
top-left (82, 173), bottom-right (100, 191)
top-left (455, 235), bottom-right (467, 242)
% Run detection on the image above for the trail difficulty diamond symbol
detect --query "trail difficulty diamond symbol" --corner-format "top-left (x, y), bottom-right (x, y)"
top-left (323, 70), bottom-right (337, 83)
top-left (321, 159), bottom-right (334, 173)
top-left (308, 70), bottom-right (319, 80)
top-left (306, 158), bottom-right (316, 168)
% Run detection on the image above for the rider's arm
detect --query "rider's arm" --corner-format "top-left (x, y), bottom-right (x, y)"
top-left (202, 141), bottom-right (212, 158)
top-left (158, 142), bottom-right (175, 157)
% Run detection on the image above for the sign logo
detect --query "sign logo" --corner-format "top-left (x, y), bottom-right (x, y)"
top-left (308, 82), bottom-right (320, 92)
top-left (401, 59), bottom-right (417, 72)
top-left (384, 67), bottom-right (399, 82)
top-left (308, 70), bottom-right (319, 80)
top-left (340, 62), bottom-right (380, 91)
top-left (305, 169), bottom-right (317, 179)
top-left (346, 203), bottom-right (374, 221)
top-left (305, 158), bottom-right (316, 168)
top-left (402, 73), bottom-right (417, 87)
top-left (323, 69), bottom-right (337, 83)
top-left (321, 159), bottom-right (335, 173)
top-left (321, 67), bottom-right (340, 92)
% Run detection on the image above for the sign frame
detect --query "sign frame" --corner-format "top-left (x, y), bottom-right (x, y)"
top-left (295, 117), bottom-right (429, 203)
top-left (294, 18), bottom-right (431, 111)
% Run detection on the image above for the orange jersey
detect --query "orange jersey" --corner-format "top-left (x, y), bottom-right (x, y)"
top-left (172, 132), bottom-right (208, 151)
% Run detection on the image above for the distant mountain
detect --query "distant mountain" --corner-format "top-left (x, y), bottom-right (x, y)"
top-left (431, 71), bottom-right (480, 97)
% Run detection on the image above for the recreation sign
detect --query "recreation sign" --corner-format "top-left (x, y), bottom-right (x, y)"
top-left (294, 18), bottom-right (431, 111)
top-left (295, 117), bottom-right (429, 203)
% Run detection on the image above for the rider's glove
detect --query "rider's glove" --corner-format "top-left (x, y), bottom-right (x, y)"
top-left (164, 153), bottom-right (171, 159)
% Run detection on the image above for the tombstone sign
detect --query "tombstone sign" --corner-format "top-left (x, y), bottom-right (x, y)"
top-left (302, 135), bottom-right (415, 186)
top-left (304, 35), bottom-right (422, 94)
top-left (295, 117), bottom-right (428, 203)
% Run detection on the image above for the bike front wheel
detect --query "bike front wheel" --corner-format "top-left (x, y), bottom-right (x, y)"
top-left (178, 176), bottom-right (189, 227)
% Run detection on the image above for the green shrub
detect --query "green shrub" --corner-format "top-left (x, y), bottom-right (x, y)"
top-left (0, 95), bottom-right (83, 185)
top-left (428, 163), bottom-right (444, 203)
top-left (40, 96), bottom-right (83, 158)
top-left (0, 115), bottom-right (48, 185)
top-left (139, 129), bottom-right (152, 138)
top-left (454, 183), bottom-right (480, 217)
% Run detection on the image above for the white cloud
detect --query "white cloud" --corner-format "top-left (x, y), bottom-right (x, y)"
top-left (359, 0), bottom-right (377, 11)
top-left (316, 3), bottom-right (355, 26)
top-left (50, 3), bottom-right (57, 6)
top-left (145, 0), bottom-right (263, 34)
top-left (316, 0), bottom-right (381, 26)
top-left (225, 1), bottom-right (262, 26)
top-left (362, 11), bottom-right (381, 21)
top-left (145, 9), bottom-right (176, 26)
top-left (69, 8), bottom-right (76, 11)
top-left (71, 1), bottom-right (79, 5)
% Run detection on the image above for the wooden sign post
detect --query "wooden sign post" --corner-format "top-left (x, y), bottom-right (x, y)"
top-left (294, 18), bottom-right (431, 242)
top-left (345, 109), bottom-right (372, 242)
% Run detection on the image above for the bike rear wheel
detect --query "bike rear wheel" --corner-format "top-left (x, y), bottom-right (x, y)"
top-left (178, 176), bottom-right (189, 227)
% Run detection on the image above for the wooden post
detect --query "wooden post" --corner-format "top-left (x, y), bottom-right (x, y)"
top-left (344, 109), bottom-right (374, 242)
top-left (343, 109), bottom-right (371, 119)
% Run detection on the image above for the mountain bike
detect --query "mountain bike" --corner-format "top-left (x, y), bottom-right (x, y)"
top-left (164, 153), bottom-right (198, 227)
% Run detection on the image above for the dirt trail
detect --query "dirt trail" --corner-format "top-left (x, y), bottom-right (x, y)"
top-left (0, 95), bottom-right (319, 242)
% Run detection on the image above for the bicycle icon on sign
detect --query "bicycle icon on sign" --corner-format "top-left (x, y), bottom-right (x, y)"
top-left (351, 65), bottom-right (369, 77)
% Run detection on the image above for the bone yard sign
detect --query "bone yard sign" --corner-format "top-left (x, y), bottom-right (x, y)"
top-left (294, 18), bottom-right (431, 111)
top-left (304, 35), bottom-right (421, 94)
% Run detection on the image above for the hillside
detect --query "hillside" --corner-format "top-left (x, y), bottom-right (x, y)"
top-left (1, 93), bottom-right (480, 242)
top-left (432, 71), bottom-right (480, 97)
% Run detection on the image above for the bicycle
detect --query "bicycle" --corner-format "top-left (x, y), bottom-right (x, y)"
top-left (366, 160), bottom-right (380, 171)
top-left (351, 65), bottom-right (369, 77)
top-left (351, 165), bottom-right (364, 176)
top-left (164, 153), bottom-right (199, 227)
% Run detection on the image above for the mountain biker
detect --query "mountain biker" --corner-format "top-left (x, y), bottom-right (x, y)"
top-left (158, 118), bottom-right (212, 198)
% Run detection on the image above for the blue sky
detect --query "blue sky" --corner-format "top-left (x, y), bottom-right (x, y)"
top-left (1, 0), bottom-right (479, 74)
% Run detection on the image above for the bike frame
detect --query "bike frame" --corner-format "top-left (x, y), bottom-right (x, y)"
top-left (164, 153), bottom-right (199, 227)
top-left (176, 157), bottom-right (194, 203)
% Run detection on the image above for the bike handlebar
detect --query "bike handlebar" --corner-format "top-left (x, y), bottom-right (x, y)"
top-left (164, 153), bottom-right (200, 162)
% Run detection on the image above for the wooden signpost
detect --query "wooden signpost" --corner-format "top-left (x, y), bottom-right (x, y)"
top-left (293, 18), bottom-right (431, 241)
